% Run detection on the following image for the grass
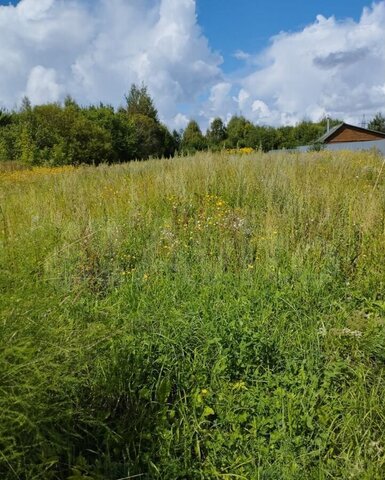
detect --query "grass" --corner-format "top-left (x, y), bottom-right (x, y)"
top-left (1, 150), bottom-right (385, 479)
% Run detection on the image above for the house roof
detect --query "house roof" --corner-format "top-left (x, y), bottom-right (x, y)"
top-left (317, 122), bottom-right (385, 143)
top-left (317, 123), bottom-right (343, 143)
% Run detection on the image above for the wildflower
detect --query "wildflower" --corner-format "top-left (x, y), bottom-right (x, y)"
top-left (200, 388), bottom-right (209, 396)
top-left (1, 165), bottom-right (75, 183)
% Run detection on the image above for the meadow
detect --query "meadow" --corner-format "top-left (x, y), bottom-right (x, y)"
top-left (1, 150), bottom-right (385, 479)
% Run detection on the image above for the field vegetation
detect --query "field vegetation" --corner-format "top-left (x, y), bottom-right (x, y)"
top-left (1, 150), bottom-right (385, 479)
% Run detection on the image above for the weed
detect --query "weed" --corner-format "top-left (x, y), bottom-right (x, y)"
top-left (1, 150), bottom-right (385, 479)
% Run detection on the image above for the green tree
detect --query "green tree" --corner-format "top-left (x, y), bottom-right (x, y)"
top-left (125, 84), bottom-right (158, 121)
top-left (226, 116), bottom-right (254, 148)
top-left (181, 120), bottom-right (206, 153)
top-left (64, 95), bottom-right (80, 111)
top-left (0, 109), bottom-right (12, 127)
top-left (172, 129), bottom-right (182, 153)
top-left (16, 97), bottom-right (39, 164)
top-left (65, 110), bottom-right (113, 165)
top-left (319, 116), bottom-right (342, 130)
top-left (128, 114), bottom-right (165, 160)
top-left (109, 111), bottom-right (138, 162)
top-left (123, 84), bottom-right (178, 159)
top-left (23, 103), bottom-right (114, 165)
top-left (0, 109), bottom-right (15, 162)
top-left (19, 96), bottom-right (32, 113)
top-left (294, 120), bottom-right (324, 146)
top-left (259, 126), bottom-right (280, 152)
top-left (31, 104), bottom-right (66, 164)
top-left (160, 124), bottom-right (178, 158)
top-left (368, 113), bottom-right (385, 133)
top-left (18, 124), bottom-right (37, 165)
top-left (276, 126), bottom-right (296, 149)
top-left (83, 104), bottom-right (123, 163)
top-left (206, 117), bottom-right (227, 148)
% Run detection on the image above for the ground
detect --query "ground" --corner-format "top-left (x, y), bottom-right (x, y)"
top-left (1, 150), bottom-right (385, 479)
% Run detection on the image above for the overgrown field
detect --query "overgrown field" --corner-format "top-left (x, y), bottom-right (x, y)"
top-left (1, 151), bottom-right (385, 479)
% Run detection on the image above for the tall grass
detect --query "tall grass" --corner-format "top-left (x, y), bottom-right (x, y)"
top-left (1, 150), bottom-right (385, 479)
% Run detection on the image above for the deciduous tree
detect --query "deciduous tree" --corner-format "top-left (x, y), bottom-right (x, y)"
top-left (182, 120), bottom-right (206, 153)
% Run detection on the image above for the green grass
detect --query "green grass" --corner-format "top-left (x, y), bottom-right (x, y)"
top-left (1, 150), bottom-right (385, 479)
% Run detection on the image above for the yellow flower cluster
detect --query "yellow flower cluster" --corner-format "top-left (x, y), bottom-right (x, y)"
top-left (0, 165), bottom-right (75, 183)
top-left (226, 147), bottom-right (254, 155)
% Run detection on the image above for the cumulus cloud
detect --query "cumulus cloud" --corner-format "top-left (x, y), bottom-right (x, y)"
top-left (233, 50), bottom-right (251, 61)
top-left (172, 113), bottom-right (189, 130)
top-left (0, 0), bottom-right (384, 128)
top-left (313, 47), bottom-right (370, 69)
top-left (25, 66), bottom-right (63, 104)
top-left (0, 0), bottom-right (222, 127)
top-left (205, 2), bottom-right (385, 126)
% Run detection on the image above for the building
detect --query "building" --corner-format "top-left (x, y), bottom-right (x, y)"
top-left (271, 122), bottom-right (385, 155)
top-left (318, 122), bottom-right (385, 144)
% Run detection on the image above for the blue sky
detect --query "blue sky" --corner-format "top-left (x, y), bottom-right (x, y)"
top-left (197, 0), bottom-right (371, 72)
top-left (0, 0), bottom-right (384, 128)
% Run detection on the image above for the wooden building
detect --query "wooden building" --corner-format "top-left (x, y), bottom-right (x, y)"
top-left (318, 123), bottom-right (385, 144)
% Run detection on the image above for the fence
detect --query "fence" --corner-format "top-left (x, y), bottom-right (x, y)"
top-left (296, 139), bottom-right (385, 155)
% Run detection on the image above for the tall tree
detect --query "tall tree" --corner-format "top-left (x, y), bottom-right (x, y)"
top-left (0, 110), bottom-right (15, 161)
top-left (172, 129), bottom-right (182, 152)
top-left (206, 117), bottom-right (227, 148)
top-left (368, 113), bottom-right (385, 133)
top-left (128, 114), bottom-right (164, 160)
top-left (182, 120), bottom-right (206, 153)
top-left (64, 95), bottom-right (80, 111)
top-left (19, 96), bottom-right (32, 113)
top-left (125, 84), bottom-right (158, 121)
top-left (294, 120), bottom-right (324, 146)
top-left (227, 116), bottom-right (253, 148)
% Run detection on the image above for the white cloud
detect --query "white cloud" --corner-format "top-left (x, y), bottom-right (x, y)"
top-left (209, 82), bottom-right (232, 111)
top-left (172, 113), bottom-right (189, 130)
top-left (252, 100), bottom-right (270, 118)
top-left (0, 0), bottom-right (384, 128)
top-left (0, 0), bottom-right (222, 125)
top-left (233, 49), bottom-right (251, 61)
top-left (211, 2), bottom-right (385, 126)
top-left (25, 66), bottom-right (63, 104)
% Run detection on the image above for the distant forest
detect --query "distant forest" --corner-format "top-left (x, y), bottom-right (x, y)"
top-left (0, 84), bottom-right (384, 166)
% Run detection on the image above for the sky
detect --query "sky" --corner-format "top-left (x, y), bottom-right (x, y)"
top-left (0, 0), bottom-right (384, 130)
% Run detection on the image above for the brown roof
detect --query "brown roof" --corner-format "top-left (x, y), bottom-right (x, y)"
top-left (318, 123), bottom-right (385, 143)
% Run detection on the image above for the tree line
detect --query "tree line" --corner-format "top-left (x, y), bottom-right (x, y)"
top-left (179, 112), bottom-right (385, 153)
top-left (1, 84), bottom-right (384, 165)
top-left (0, 85), bottom-right (178, 166)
